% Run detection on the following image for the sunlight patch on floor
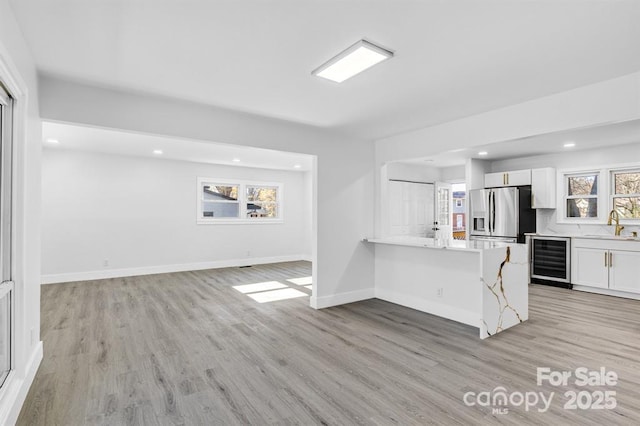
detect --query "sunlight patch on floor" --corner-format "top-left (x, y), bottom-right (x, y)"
top-left (247, 288), bottom-right (308, 303)
top-left (286, 276), bottom-right (313, 286)
top-left (233, 281), bottom-right (287, 294)
top-left (303, 285), bottom-right (313, 290)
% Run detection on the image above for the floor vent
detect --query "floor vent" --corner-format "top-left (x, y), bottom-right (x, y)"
top-left (239, 265), bottom-right (252, 269)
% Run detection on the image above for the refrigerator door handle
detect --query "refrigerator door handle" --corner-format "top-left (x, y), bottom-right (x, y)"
top-left (491, 191), bottom-right (496, 233)
top-left (487, 191), bottom-right (492, 233)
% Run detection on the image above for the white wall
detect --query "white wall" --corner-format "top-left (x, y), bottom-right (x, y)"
top-left (41, 149), bottom-right (312, 282)
top-left (38, 76), bottom-right (375, 309)
top-left (0, 0), bottom-right (42, 423)
top-left (375, 72), bottom-right (640, 162)
top-left (386, 162), bottom-right (440, 182)
top-left (440, 165), bottom-right (465, 183)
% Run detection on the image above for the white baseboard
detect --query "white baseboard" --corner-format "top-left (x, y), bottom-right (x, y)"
top-left (41, 254), bottom-right (308, 284)
top-left (375, 288), bottom-right (479, 328)
top-left (300, 253), bottom-right (313, 262)
top-left (310, 287), bottom-right (375, 309)
top-left (0, 341), bottom-right (43, 426)
top-left (572, 285), bottom-right (640, 300)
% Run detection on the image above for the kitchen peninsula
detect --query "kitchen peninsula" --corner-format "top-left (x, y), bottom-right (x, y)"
top-left (367, 236), bottom-right (529, 338)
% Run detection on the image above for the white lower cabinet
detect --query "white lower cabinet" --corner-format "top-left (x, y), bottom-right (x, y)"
top-left (572, 247), bottom-right (609, 289)
top-left (572, 238), bottom-right (640, 294)
top-left (609, 250), bottom-right (640, 293)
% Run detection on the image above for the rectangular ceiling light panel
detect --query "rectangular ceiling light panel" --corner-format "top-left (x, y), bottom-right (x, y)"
top-left (312, 39), bottom-right (393, 83)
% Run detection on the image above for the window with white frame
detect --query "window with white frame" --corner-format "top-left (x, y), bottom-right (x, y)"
top-left (564, 172), bottom-right (599, 219)
top-left (611, 169), bottom-right (640, 220)
top-left (198, 178), bottom-right (282, 223)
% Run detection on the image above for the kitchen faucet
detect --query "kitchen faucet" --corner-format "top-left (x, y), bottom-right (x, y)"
top-left (607, 209), bottom-right (624, 236)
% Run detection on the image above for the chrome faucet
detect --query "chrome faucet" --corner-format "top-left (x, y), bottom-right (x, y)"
top-left (607, 209), bottom-right (624, 236)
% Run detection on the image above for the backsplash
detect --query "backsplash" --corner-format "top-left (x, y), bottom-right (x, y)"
top-left (536, 209), bottom-right (640, 236)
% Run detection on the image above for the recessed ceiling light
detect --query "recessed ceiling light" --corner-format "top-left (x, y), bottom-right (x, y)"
top-left (293, 164), bottom-right (302, 169)
top-left (232, 158), bottom-right (241, 162)
top-left (153, 149), bottom-right (163, 155)
top-left (312, 39), bottom-right (394, 83)
top-left (46, 138), bottom-right (59, 144)
top-left (478, 151), bottom-right (488, 156)
top-left (563, 142), bottom-right (576, 148)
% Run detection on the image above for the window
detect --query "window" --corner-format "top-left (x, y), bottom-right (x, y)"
top-left (246, 185), bottom-right (278, 218)
top-left (0, 82), bottom-right (14, 387)
top-left (198, 178), bottom-right (282, 223)
top-left (611, 169), bottom-right (640, 220)
top-left (202, 184), bottom-right (240, 218)
top-left (565, 172), bottom-right (599, 219)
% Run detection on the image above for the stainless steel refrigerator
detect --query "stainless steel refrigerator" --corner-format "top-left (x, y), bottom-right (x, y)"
top-left (469, 186), bottom-right (535, 243)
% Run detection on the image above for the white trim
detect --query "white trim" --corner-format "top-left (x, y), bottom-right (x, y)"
top-left (0, 341), bottom-right (42, 426)
top-left (0, 39), bottom-right (34, 423)
top-left (375, 287), bottom-right (479, 327)
top-left (41, 254), bottom-right (309, 284)
top-left (573, 285), bottom-right (640, 301)
top-left (310, 287), bottom-right (375, 309)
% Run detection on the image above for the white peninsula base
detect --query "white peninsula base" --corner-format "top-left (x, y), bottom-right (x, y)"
top-left (369, 237), bottom-right (529, 339)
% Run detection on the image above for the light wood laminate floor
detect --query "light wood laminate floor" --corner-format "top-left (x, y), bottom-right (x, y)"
top-left (18, 261), bottom-right (640, 425)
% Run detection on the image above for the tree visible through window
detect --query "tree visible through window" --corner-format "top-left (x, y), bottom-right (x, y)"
top-left (612, 170), bottom-right (640, 219)
top-left (566, 174), bottom-right (598, 218)
top-left (246, 186), bottom-right (278, 218)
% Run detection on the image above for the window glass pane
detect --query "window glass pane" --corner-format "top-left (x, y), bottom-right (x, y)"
top-left (567, 175), bottom-right (598, 196)
top-left (247, 203), bottom-right (278, 218)
top-left (246, 186), bottom-right (278, 202)
top-left (203, 185), bottom-right (238, 200)
top-left (566, 198), bottom-right (598, 218)
top-left (614, 172), bottom-right (640, 195)
top-left (614, 197), bottom-right (640, 219)
top-left (202, 201), bottom-right (239, 218)
top-left (437, 188), bottom-right (449, 226)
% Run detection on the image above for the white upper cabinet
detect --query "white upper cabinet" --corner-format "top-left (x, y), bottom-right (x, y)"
top-left (485, 169), bottom-right (531, 188)
top-left (531, 167), bottom-right (556, 209)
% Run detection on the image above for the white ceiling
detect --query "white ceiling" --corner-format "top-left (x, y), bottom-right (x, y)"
top-left (399, 120), bottom-right (640, 168)
top-left (42, 122), bottom-right (314, 171)
top-left (11, 0), bottom-right (640, 140)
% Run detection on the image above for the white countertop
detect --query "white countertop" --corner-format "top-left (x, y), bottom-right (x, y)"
top-left (526, 232), bottom-right (640, 242)
top-left (364, 236), bottom-right (520, 252)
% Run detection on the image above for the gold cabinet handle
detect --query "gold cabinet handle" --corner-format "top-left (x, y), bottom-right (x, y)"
top-left (605, 251), bottom-right (608, 267)
top-left (609, 252), bottom-right (613, 267)
top-left (506, 173), bottom-right (509, 185)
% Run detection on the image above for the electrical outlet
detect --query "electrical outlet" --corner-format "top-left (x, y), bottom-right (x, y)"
top-left (437, 288), bottom-right (443, 297)
top-left (103, 259), bottom-right (109, 267)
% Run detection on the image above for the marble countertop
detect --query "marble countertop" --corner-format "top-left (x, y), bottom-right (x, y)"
top-left (364, 236), bottom-right (521, 252)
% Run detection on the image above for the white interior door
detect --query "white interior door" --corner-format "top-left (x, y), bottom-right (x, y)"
top-left (435, 182), bottom-right (452, 238)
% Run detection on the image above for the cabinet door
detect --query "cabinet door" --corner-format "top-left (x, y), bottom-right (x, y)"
top-left (531, 168), bottom-right (556, 209)
top-left (505, 169), bottom-right (532, 186)
top-left (572, 247), bottom-right (609, 288)
top-left (485, 172), bottom-right (506, 188)
top-left (609, 250), bottom-right (640, 294)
